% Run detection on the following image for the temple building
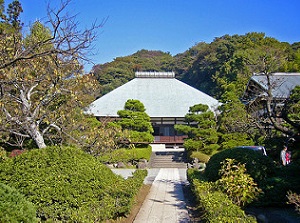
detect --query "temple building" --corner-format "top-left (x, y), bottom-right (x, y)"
top-left (87, 71), bottom-right (220, 145)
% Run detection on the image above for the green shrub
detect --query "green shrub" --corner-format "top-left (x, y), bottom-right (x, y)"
top-left (216, 158), bottom-right (263, 207)
top-left (287, 191), bottom-right (300, 214)
top-left (276, 161), bottom-right (300, 185)
top-left (191, 179), bottom-right (256, 223)
top-left (121, 169), bottom-right (148, 212)
top-left (257, 162), bottom-right (300, 206)
top-left (237, 159), bottom-right (300, 206)
top-left (0, 146), bottom-right (146, 222)
top-left (219, 133), bottom-right (254, 150)
top-left (183, 139), bottom-right (203, 151)
top-left (257, 176), bottom-right (291, 206)
top-left (104, 169), bottom-right (148, 217)
top-left (205, 147), bottom-right (276, 184)
top-left (187, 169), bottom-right (209, 184)
top-left (0, 183), bottom-right (38, 223)
top-left (98, 146), bottom-right (152, 164)
top-left (0, 147), bottom-right (7, 161)
top-left (188, 151), bottom-right (210, 163)
top-left (187, 169), bottom-right (256, 222)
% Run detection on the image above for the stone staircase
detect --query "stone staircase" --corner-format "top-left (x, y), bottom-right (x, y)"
top-left (149, 151), bottom-right (187, 168)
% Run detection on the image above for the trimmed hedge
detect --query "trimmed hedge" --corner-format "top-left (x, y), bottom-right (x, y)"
top-left (0, 183), bottom-right (38, 223)
top-left (0, 146), bottom-right (147, 222)
top-left (205, 148), bottom-right (276, 184)
top-left (97, 146), bottom-right (152, 164)
top-left (188, 151), bottom-right (210, 163)
top-left (187, 169), bottom-right (256, 223)
top-left (122, 169), bottom-right (148, 212)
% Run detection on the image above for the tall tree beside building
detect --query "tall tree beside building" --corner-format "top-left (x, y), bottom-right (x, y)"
top-left (217, 86), bottom-right (255, 149)
top-left (0, 1), bottom-right (101, 149)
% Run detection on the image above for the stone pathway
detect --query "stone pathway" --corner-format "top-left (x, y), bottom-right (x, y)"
top-left (133, 168), bottom-right (190, 223)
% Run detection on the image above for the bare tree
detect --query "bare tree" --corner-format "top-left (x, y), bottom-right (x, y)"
top-left (241, 41), bottom-right (300, 138)
top-left (0, 0), bottom-right (103, 148)
top-left (0, 0), bottom-right (105, 70)
top-left (244, 73), bottom-right (299, 138)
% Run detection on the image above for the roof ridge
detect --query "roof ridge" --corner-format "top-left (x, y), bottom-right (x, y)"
top-left (253, 72), bottom-right (300, 76)
top-left (135, 71), bottom-right (175, 78)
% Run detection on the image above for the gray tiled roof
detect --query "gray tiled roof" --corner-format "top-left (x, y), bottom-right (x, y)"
top-left (87, 72), bottom-right (220, 118)
top-left (251, 73), bottom-right (300, 98)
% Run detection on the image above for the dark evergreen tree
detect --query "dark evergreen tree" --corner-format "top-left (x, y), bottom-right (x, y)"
top-left (175, 104), bottom-right (219, 155)
top-left (115, 99), bottom-right (154, 145)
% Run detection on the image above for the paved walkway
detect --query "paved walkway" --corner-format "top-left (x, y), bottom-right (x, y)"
top-left (133, 168), bottom-right (190, 223)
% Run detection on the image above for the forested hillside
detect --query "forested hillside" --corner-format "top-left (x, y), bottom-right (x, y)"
top-left (92, 50), bottom-right (174, 96)
top-left (92, 32), bottom-right (300, 100)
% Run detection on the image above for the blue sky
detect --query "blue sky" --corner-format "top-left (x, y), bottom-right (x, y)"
top-left (16, 0), bottom-right (300, 71)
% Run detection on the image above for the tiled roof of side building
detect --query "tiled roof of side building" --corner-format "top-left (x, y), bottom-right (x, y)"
top-left (251, 73), bottom-right (300, 98)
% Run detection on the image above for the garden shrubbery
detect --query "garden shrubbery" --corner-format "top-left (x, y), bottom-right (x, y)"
top-left (0, 147), bottom-right (7, 161)
top-left (187, 169), bottom-right (256, 223)
top-left (215, 159), bottom-right (263, 207)
top-left (257, 161), bottom-right (300, 206)
top-left (198, 147), bottom-right (300, 212)
top-left (0, 183), bottom-right (38, 223)
top-left (0, 146), bottom-right (147, 222)
top-left (97, 146), bottom-right (152, 164)
top-left (205, 147), bottom-right (276, 183)
top-left (288, 191), bottom-right (300, 214)
top-left (186, 146), bottom-right (300, 221)
top-left (187, 150), bottom-right (210, 163)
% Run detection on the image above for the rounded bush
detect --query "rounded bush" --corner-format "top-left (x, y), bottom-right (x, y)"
top-left (205, 148), bottom-right (276, 184)
top-left (98, 147), bottom-right (152, 163)
top-left (188, 151), bottom-right (210, 163)
top-left (0, 146), bottom-right (139, 222)
top-left (0, 183), bottom-right (38, 223)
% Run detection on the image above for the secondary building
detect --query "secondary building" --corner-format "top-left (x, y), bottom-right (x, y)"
top-left (87, 71), bottom-right (220, 144)
top-left (242, 72), bottom-right (300, 133)
top-left (242, 72), bottom-right (300, 103)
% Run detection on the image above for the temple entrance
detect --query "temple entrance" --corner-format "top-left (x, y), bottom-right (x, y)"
top-left (151, 117), bottom-right (187, 144)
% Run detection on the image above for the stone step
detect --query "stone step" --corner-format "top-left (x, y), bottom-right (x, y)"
top-left (151, 163), bottom-right (187, 168)
top-left (150, 151), bottom-right (187, 168)
top-left (153, 155), bottom-right (186, 160)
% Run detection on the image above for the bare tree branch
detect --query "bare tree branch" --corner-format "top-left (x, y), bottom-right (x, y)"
top-left (0, 0), bottom-right (103, 148)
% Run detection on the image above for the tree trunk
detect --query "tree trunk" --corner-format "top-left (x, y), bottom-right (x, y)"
top-left (28, 123), bottom-right (47, 149)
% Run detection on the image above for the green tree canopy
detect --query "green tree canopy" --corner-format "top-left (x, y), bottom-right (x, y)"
top-left (284, 86), bottom-right (300, 133)
top-left (175, 104), bottom-right (219, 155)
top-left (92, 50), bottom-right (174, 96)
top-left (114, 99), bottom-right (154, 145)
top-left (217, 85), bottom-right (254, 149)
